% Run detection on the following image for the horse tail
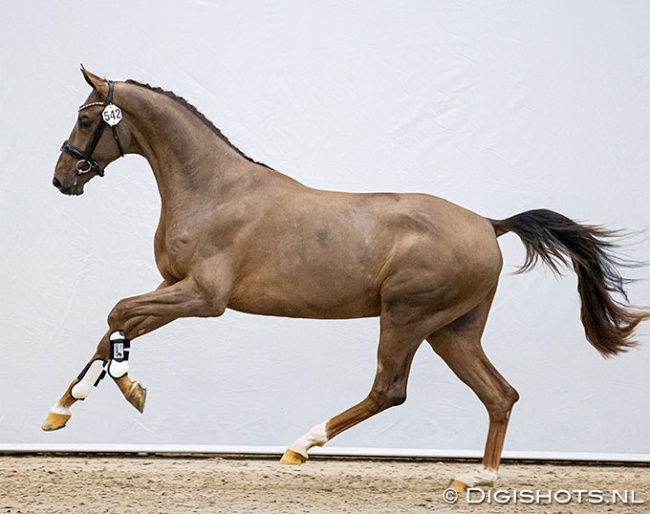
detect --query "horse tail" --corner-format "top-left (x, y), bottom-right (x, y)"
top-left (490, 209), bottom-right (649, 357)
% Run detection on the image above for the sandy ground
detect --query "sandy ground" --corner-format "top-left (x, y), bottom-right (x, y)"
top-left (0, 455), bottom-right (648, 514)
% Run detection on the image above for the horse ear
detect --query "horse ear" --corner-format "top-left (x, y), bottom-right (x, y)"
top-left (80, 65), bottom-right (109, 97)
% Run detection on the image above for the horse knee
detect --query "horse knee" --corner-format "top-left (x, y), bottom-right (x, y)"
top-left (108, 298), bottom-right (130, 328)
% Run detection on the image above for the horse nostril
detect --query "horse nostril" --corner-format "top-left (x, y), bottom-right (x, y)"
top-left (52, 177), bottom-right (63, 190)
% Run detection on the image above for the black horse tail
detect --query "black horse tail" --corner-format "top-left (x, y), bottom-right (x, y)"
top-left (491, 209), bottom-right (649, 357)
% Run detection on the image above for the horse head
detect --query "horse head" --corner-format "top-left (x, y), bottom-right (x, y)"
top-left (53, 67), bottom-right (130, 195)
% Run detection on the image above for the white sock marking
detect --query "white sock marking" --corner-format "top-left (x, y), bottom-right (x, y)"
top-left (455, 466), bottom-right (498, 487)
top-left (288, 422), bottom-right (329, 458)
top-left (49, 403), bottom-right (72, 416)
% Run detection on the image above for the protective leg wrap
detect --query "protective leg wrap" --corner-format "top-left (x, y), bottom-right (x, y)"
top-left (108, 330), bottom-right (131, 379)
top-left (71, 359), bottom-right (107, 400)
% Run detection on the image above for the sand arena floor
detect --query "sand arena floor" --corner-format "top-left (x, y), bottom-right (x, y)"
top-left (0, 454), bottom-right (648, 514)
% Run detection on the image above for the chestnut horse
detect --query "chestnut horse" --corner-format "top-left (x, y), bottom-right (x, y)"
top-left (45, 68), bottom-right (648, 492)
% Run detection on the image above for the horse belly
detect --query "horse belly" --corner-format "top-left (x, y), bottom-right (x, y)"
top-left (228, 256), bottom-right (383, 319)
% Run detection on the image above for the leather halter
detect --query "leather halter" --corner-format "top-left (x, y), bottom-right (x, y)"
top-left (60, 80), bottom-right (125, 176)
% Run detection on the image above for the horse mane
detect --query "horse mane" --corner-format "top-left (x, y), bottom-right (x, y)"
top-left (124, 79), bottom-right (271, 169)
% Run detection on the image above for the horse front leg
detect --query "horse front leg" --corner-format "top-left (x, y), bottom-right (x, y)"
top-left (40, 327), bottom-right (150, 431)
top-left (280, 322), bottom-right (422, 465)
top-left (42, 278), bottom-right (225, 431)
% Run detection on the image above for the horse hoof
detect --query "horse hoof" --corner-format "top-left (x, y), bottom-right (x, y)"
top-left (126, 382), bottom-right (147, 413)
top-left (41, 412), bottom-right (71, 431)
top-left (448, 479), bottom-right (468, 493)
top-left (280, 448), bottom-right (307, 465)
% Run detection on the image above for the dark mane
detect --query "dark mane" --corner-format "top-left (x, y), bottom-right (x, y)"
top-left (125, 79), bottom-right (271, 169)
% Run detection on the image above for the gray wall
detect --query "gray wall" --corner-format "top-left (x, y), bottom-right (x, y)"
top-left (1, 0), bottom-right (648, 459)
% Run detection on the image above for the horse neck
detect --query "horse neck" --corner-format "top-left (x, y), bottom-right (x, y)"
top-left (120, 83), bottom-right (253, 210)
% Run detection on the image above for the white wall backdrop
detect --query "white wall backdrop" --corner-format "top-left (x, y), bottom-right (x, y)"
top-left (1, 1), bottom-right (648, 459)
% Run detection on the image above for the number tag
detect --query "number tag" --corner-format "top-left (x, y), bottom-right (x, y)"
top-left (102, 104), bottom-right (122, 126)
top-left (112, 342), bottom-right (124, 360)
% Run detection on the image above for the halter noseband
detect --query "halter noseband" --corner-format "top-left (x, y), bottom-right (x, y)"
top-left (60, 80), bottom-right (125, 177)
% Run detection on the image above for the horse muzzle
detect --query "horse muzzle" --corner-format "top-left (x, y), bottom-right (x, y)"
top-left (52, 174), bottom-right (86, 196)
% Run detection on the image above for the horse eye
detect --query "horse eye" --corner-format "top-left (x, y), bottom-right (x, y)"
top-left (79, 118), bottom-right (93, 129)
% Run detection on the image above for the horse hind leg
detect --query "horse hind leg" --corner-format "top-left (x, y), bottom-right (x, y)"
top-left (281, 322), bottom-right (422, 465)
top-left (426, 292), bottom-right (519, 492)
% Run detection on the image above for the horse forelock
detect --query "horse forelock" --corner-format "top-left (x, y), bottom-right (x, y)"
top-left (123, 79), bottom-right (271, 169)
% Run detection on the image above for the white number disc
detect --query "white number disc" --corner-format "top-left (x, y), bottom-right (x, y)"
top-left (102, 104), bottom-right (122, 126)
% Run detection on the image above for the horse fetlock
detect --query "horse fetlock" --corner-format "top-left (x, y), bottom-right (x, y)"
top-left (114, 376), bottom-right (147, 413)
top-left (42, 404), bottom-right (72, 431)
top-left (126, 381), bottom-right (147, 413)
top-left (281, 422), bottom-right (328, 465)
top-left (453, 466), bottom-right (498, 489)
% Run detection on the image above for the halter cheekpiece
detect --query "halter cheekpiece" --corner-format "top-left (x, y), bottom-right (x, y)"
top-left (60, 80), bottom-right (125, 176)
